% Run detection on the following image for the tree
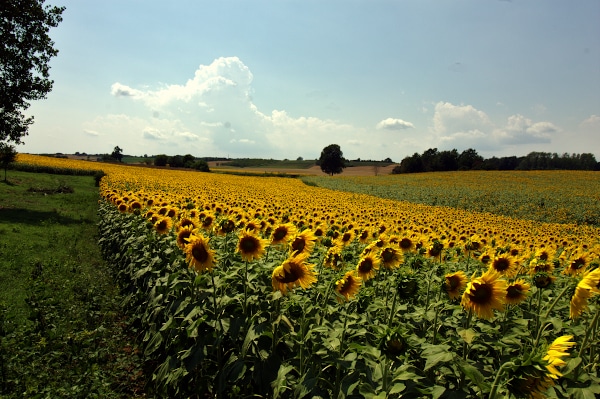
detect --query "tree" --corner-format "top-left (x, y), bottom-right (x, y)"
top-left (154, 154), bottom-right (168, 167)
top-left (111, 146), bottom-right (123, 162)
top-left (0, 142), bottom-right (17, 182)
top-left (318, 144), bottom-right (346, 176)
top-left (1, 1), bottom-right (65, 144)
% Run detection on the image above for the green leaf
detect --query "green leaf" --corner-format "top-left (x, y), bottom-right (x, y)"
top-left (145, 331), bottom-right (164, 356)
top-left (271, 364), bottom-right (295, 399)
top-left (421, 344), bottom-right (454, 371)
top-left (456, 358), bottom-right (491, 393)
top-left (457, 328), bottom-right (477, 344)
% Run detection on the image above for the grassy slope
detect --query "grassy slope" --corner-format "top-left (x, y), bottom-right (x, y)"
top-left (0, 171), bottom-right (144, 398)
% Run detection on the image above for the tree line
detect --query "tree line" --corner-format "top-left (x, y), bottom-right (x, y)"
top-left (392, 148), bottom-right (599, 174)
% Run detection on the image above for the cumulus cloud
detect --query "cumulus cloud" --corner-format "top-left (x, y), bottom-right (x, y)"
top-left (83, 129), bottom-right (100, 137)
top-left (376, 118), bottom-right (414, 130)
top-left (493, 114), bottom-right (557, 144)
top-left (580, 115), bottom-right (600, 126)
top-left (430, 101), bottom-right (560, 152)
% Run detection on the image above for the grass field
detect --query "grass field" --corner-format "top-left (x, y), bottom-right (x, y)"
top-left (0, 171), bottom-right (144, 398)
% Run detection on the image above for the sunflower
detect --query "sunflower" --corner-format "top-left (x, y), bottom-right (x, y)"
top-left (290, 229), bottom-right (318, 256)
top-left (505, 279), bottom-right (531, 305)
top-left (489, 254), bottom-right (516, 277)
top-left (200, 211), bottom-right (215, 231)
top-left (176, 225), bottom-right (195, 249)
top-left (154, 216), bottom-right (173, 234)
top-left (563, 251), bottom-right (589, 276)
top-left (543, 335), bottom-right (576, 380)
top-left (528, 258), bottom-right (554, 275)
top-left (324, 246), bottom-right (343, 269)
top-left (177, 217), bottom-right (197, 231)
top-left (271, 223), bottom-right (297, 245)
top-left (184, 234), bottom-right (216, 273)
top-left (272, 252), bottom-right (317, 294)
top-left (237, 230), bottom-right (268, 262)
top-left (379, 246), bottom-right (403, 269)
top-left (215, 217), bottom-right (236, 235)
top-left (461, 269), bottom-right (507, 320)
top-left (117, 203), bottom-right (129, 213)
top-left (532, 272), bottom-right (555, 289)
top-left (244, 218), bottom-right (262, 233)
top-left (444, 271), bottom-right (468, 300)
top-left (398, 236), bottom-right (416, 253)
top-left (334, 230), bottom-right (355, 248)
top-left (570, 267), bottom-right (600, 319)
top-left (357, 228), bottom-right (371, 244)
top-left (507, 365), bottom-right (554, 399)
top-left (356, 254), bottom-right (380, 281)
top-left (335, 271), bottom-right (362, 302)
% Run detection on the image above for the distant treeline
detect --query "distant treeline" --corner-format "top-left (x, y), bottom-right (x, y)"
top-left (393, 149), bottom-right (599, 174)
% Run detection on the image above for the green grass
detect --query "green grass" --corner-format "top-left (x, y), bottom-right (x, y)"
top-left (0, 170), bottom-right (144, 398)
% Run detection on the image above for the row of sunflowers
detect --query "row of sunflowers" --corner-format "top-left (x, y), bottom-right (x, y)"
top-left (17, 154), bottom-right (600, 398)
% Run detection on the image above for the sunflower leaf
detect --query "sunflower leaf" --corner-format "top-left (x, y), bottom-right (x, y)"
top-left (457, 328), bottom-right (477, 344)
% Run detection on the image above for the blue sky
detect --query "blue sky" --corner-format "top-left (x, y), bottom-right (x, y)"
top-left (22, 0), bottom-right (600, 161)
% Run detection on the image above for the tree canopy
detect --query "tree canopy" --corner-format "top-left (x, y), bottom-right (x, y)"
top-left (318, 144), bottom-right (346, 176)
top-left (1, 0), bottom-right (65, 144)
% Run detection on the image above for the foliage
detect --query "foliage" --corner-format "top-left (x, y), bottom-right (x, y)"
top-left (319, 144), bottom-right (346, 176)
top-left (0, 142), bottom-right (17, 181)
top-left (302, 170), bottom-right (600, 226)
top-left (111, 146), bottom-right (123, 162)
top-left (0, 170), bottom-right (144, 397)
top-left (395, 148), bottom-right (598, 174)
top-left (0, 0), bottom-right (65, 144)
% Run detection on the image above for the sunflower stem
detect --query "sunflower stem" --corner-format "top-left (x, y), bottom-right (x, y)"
top-left (431, 288), bottom-right (445, 345)
top-left (243, 260), bottom-right (249, 316)
top-left (387, 281), bottom-right (399, 328)
top-left (462, 308), bottom-right (473, 360)
top-left (335, 302), bottom-right (351, 397)
top-left (576, 305), bottom-right (600, 363)
top-left (488, 361), bottom-right (515, 399)
top-left (534, 288), bottom-right (544, 335)
top-left (542, 284), bottom-right (571, 319)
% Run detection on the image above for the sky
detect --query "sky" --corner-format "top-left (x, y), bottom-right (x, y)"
top-left (21, 0), bottom-right (600, 161)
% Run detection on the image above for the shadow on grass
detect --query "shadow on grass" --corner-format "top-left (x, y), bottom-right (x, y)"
top-left (0, 207), bottom-right (94, 225)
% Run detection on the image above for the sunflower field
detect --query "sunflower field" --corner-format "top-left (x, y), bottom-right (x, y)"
top-left (14, 154), bottom-right (600, 398)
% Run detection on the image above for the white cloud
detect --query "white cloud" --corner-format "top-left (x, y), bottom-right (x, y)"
top-left (493, 114), bottom-right (557, 144)
top-left (83, 129), bottom-right (100, 137)
top-left (580, 114), bottom-right (600, 126)
top-left (433, 102), bottom-right (492, 135)
top-left (376, 118), bottom-right (414, 130)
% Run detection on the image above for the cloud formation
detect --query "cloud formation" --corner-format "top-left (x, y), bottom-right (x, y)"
top-left (376, 118), bottom-right (415, 130)
top-left (431, 102), bottom-right (559, 152)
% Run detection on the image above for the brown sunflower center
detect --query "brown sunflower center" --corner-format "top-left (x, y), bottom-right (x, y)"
top-left (273, 227), bottom-right (288, 241)
top-left (240, 236), bottom-right (259, 253)
top-left (192, 244), bottom-right (209, 263)
top-left (493, 258), bottom-right (510, 272)
top-left (468, 282), bottom-right (493, 304)
top-left (506, 284), bottom-right (524, 299)
top-left (277, 263), bottom-right (302, 284)
top-left (399, 238), bottom-right (413, 250)
top-left (358, 258), bottom-right (373, 273)
top-left (291, 237), bottom-right (305, 252)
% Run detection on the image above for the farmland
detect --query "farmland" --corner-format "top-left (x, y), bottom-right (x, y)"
top-left (5, 153), bottom-right (600, 398)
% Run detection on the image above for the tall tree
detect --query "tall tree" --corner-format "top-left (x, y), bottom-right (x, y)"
top-left (111, 146), bottom-right (123, 162)
top-left (318, 144), bottom-right (346, 176)
top-left (1, 1), bottom-right (65, 144)
top-left (0, 142), bottom-right (17, 182)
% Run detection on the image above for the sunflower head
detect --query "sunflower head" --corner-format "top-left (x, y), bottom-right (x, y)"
top-left (237, 231), bottom-right (268, 262)
top-left (380, 246), bottom-right (403, 269)
top-left (290, 229), bottom-right (317, 256)
top-left (461, 270), bottom-right (507, 320)
top-left (154, 216), bottom-right (173, 234)
top-left (490, 255), bottom-right (515, 277)
top-left (335, 271), bottom-right (362, 302)
top-left (532, 272), bottom-right (555, 289)
top-left (271, 223), bottom-right (297, 245)
top-left (356, 254), bottom-right (380, 281)
top-left (444, 271), bottom-right (468, 300)
top-left (184, 234), bottom-right (216, 273)
top-left (542, 335), bottom-right (576, 380)
top-left (272, 253), bottom-right (317, 294)
top-left (176, 225), bottom-right (195, 249)
top-left (507, 364), bottom-right (554, 399)
top-left (505, 279), bottom-right (531, 305)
